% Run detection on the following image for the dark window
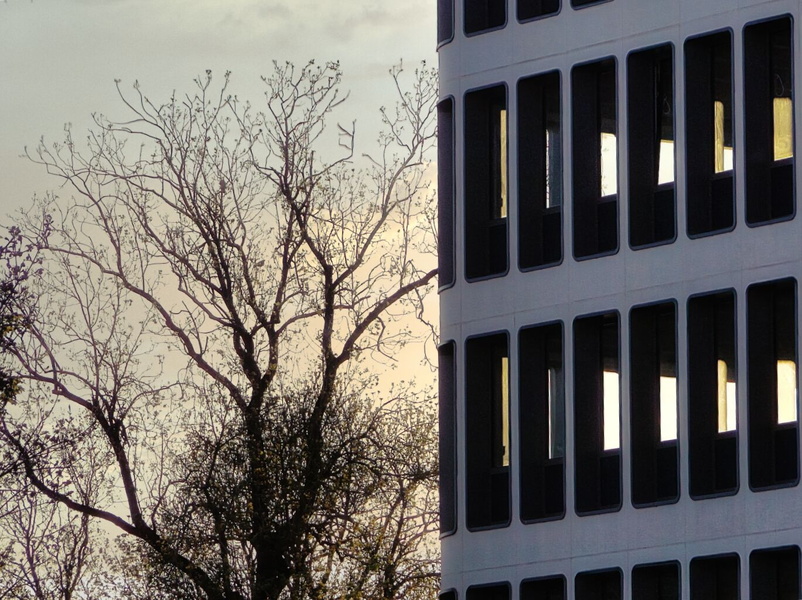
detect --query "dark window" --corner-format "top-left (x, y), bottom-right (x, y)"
top-left (439, 98), bottom-right (456, 288)
top-left (439, 342), bottom-right (458, 535)
top-left (685, 31), bottom-right (735, 236)
top-left (576, 570), bottom-right (621, 600)
top-left (750, 547), bottom-right (800, 600)
top-left (572, 0), bottom-right (610, 7)
top-left (687, 291), bottom-right (738, 498)
top-left (465, 333), bottom-right (510, 529)
top-left (574, 312), bottom-right (621, 514)
top-left (747, 278), bottom-right (798, 490)
top-left (628, 44), bottom-right (676, 248)
top-left (572, 58), bottom-right (618, 259)
top-left (465, 0), bottom-right (506, 34)
top-left (690, 555), bottom-right (739, 600)
top-left (518, 71), bottom-right (562, 269)
top-left (518, 0), bottom-right (559, 21)
top-left (630, 302), bottom-right (679, 506)
top-left (441, 592), bottom-right (458, 600)
top-left (467, 583), bottom-right (510, 600)
top-left (465, 85), bottom-right (508, 279)
top-left (632, 562), bottom-right (680, 600)
top-left (519, 323), bottom-right (565, 521)
top-left (521, 576), bottom-right (566, 600)
top-left (438, 0), bottom-right (455, 44)
top-left (744, 16), bottom-right (795, 225)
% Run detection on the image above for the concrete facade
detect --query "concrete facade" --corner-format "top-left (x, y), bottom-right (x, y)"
top-left (437, 1), bottom-right (802, 599)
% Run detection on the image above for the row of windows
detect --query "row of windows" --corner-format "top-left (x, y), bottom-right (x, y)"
top-left (441, 546), bottom-right (799, 600)
top-left (437, 17), bottom-right (795, 285)
top-left (437, 0), bottom-right (611, 43)
top-left (438, 278), bottom-right (798, 532)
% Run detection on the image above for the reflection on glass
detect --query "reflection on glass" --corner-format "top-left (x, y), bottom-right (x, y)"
top-left (547, 367), bottom-right (565, 459)
top-left (603, 370), bottom-right (620, 450)
top-left (501, 355), bottom-right (510, 466)
top-left (774, 97), bottom-right (794, 161)
top-left (660, 375), bottom-right (678, 441)
top-left (600, 132), bottom-right (618, 196)
top-left (717, 359), bottom-right (737, 432)
top-left (714, 101), bottom-right (734, 173)
top-left (777, 359), bottom-right (798, 424)
top-left (545, 123), bottom-right (562, 208)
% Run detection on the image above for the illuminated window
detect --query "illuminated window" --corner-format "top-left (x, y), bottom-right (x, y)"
top-left (464, 0), bottom-right (506, 34)
top-left (518, 71), bottom-right (562, 269)
top-left (574, 312), bottom-right (621, 514)
top-left (745, 16), bottom-right (795, 225)
top-left (465, 333), bottom-right (510, 529)
top-left (519, 323), bottom-right (565, 521)
top-left (518, 0), bottom-right (559, 21)
top-left (465, 85), bottom-right (508, 280)
top-left (630, 302), bottom-right (679, 506)
top-left (690, 555), bottom-right (739, 600)
top-left (687, 291), bottom-right (738, 498)
top-left (685, 31), bottom-right (734, 236)
top-left (572, 58), bottom-right (618, 258)
top-left (628, 44), bottom-right (676, 248)
top-left (747, 278), bottom-right (798, 490)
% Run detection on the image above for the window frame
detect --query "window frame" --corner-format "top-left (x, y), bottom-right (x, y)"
top-left (464, 83), bottom-right (510, 281)
top-left (627, 42), bottom-right (678, 250)
top-left (571, 56), bottom-right (620, 260)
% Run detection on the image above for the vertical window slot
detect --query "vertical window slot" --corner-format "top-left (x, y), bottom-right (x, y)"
top-left (631, 302), bottom-right (679, 506)
top-left (519, 71), bottom-right (562, 269)
top-left (466, 333), bottom-right (511, 528)
top-left (685, 31), bottom-right (734, 236)
top-left (520, 323), bottom-right (565, 521)
top-left (438, 99), bottom-right (455, 288)
top-left (745, 16), bottom-right (795, 225)
top-left (687, 291), bottom-right (738, 498)
top-left (465, 85), bottom-right (509, 279)
top-left (438, 342), bottom-right (457, 535)
top-left (747, 278), bottom-right (798, 490)
top-left (628, 44), bottom-right (676, 248)
top-left (572, 58), bottom-right (619, 258)
top-left (574, 312), bottom-right (621, 514)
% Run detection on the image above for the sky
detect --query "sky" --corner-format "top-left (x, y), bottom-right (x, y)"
top-left (0, 0), bottom-right (438, 218)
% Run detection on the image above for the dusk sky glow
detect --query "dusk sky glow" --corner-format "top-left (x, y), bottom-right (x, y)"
top-left (0, 0), bottom-right (437, 217)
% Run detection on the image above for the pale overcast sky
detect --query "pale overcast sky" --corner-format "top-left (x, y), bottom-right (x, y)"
top-left (0, 0), bottom-right (437, 217)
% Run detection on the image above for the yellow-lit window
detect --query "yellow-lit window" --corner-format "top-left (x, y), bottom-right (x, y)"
top-left (603, 370), bottom-right (620, 450)
top-left (717, 359), bottom-right (737, 433)
top-left (777, 359), bottom-right (797, 424)
top-left (501, 355), bottom-right (510, 466)
top-left (714, 100), bottom-right (734, 174)
top-left (660, 375), bottom-right (678, 441)
top-left (773, 97), bottom-right (793, 161)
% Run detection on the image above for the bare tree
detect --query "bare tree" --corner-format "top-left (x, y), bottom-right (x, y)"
top-left (0, 61), bottom-right (439, 600)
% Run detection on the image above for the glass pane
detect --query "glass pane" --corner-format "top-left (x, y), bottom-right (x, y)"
top-left (603, 370), bottom-right (620, 450)
top-left (774, 97), bottom-right (794, 160)
top-left (660, 375), bottom-right (678, 441)
top-left (777, 359), bottom-right (798, 424)
top-left (600, 131), bottom-right (618, 196)
top-left (717, 358), bottom-right (737, 432)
